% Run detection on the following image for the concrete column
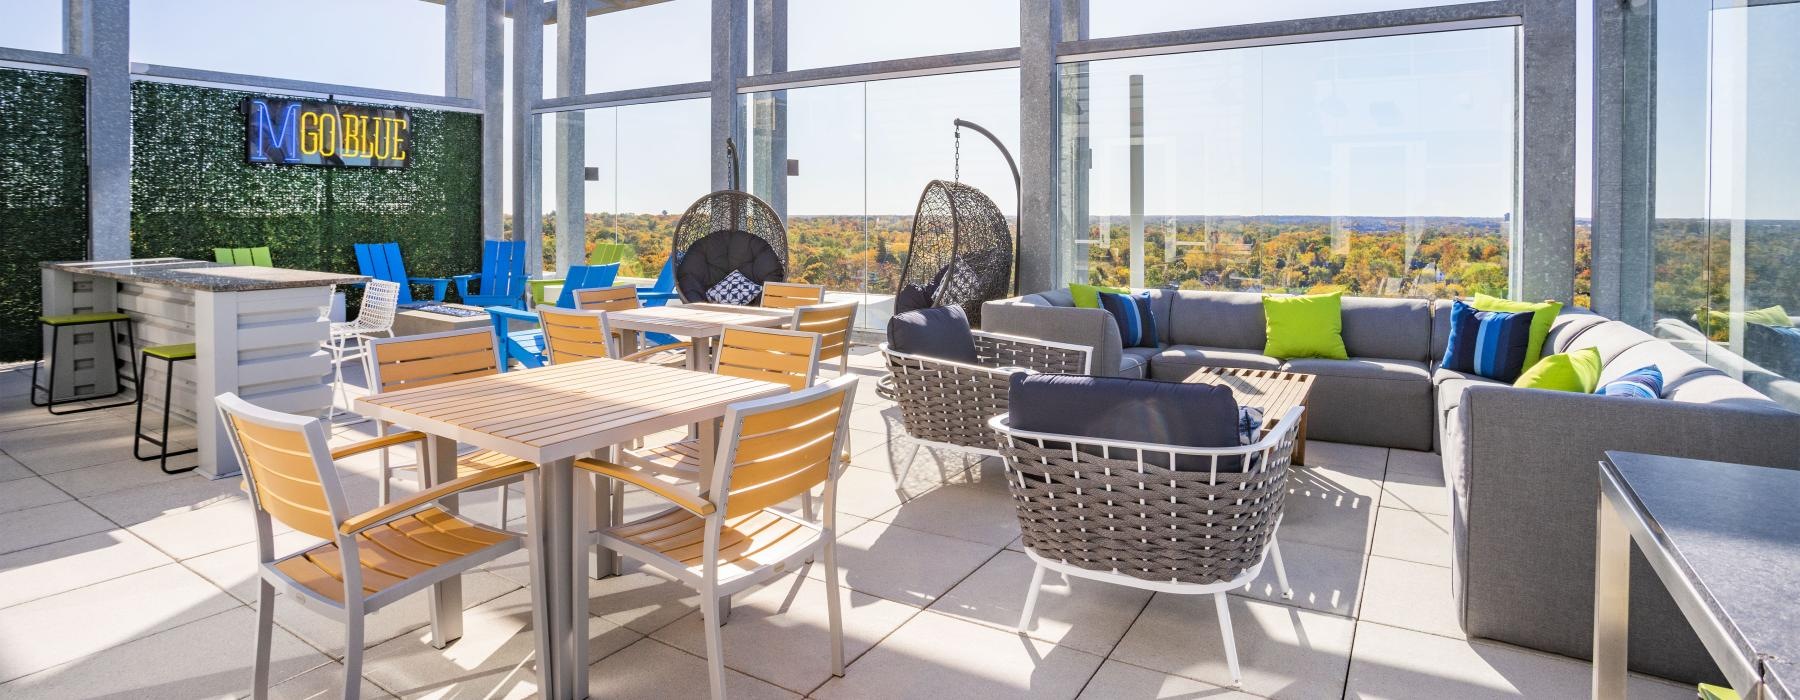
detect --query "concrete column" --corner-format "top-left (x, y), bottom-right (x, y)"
top-left (554, 0), bottom-right (587, 274)
top-left (511, 0), bottom-right (545, 269)
top-left (751, 0), bottom-right (787, 218)
top-left (446, 0), bottom-right (506, 242)
top-left (1018, 0), bottom-right (1064, 294)
top-left (711, 0), bottom-right (746, 190)
top-left (1516, 0), bottom-right (1578, 304)
top-left (1127, 74), bottom-right (1144, 288)
top-left (1057, 0), bottom-right (1090, 285)
top-left (66, 0), bottom-right (131, 261)
top-left (1591, 0), bottom-right (1653, 326)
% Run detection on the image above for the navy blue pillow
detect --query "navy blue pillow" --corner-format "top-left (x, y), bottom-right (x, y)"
top-left (1007, 373), bottom-right (1242, 471)
top-left (887, 305), bottom-right (979, 364)
top-left (1596, 365), bottom-right (1663, 399)
top-left (1441, 300), bottom-right (1536, 383)
top-left (1098, 291), bottom-right (1159, 348)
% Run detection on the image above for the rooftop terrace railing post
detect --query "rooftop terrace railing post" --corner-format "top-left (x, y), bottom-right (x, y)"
top-left (511, 0), bottom-right (546, 267)
top-left (1516, 0), bottom-right (1579, 305)
top-left (66, 0), bottom-right (132, 261)
top-left (751, 0), bottom-right (788, 221)
top-left (711, 0), bottom-right (747, 193)
top-left (446, 0), bottom-right (508, 242)
top-left (1018, 0), bottom-right (1068, 294)
top-left (554, 0), bottom-right (588, 275)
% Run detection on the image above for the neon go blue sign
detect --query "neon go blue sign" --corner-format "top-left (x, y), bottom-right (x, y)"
top-left (242, 98), bottom-right (412, 168)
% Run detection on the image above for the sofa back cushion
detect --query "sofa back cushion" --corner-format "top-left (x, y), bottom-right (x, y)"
top-left (1341, 296), bottom-right (1431, 361)
top-left (1167, 290), bottom-right (1268, 349)
top-left (1007, 373), bottom-right (1243, 470)
top-left (1563, 320), bottom-right (1656, 365)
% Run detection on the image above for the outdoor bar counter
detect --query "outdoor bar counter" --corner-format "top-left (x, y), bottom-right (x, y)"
top-left (41, 258), bottom-right (365, 478)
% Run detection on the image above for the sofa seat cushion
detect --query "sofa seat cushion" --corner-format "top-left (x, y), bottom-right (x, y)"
top-left (1283, 357), bottom-right (1434, 451)
top-left (1119, 347), bottom-right (1157, 379)
top-left (1149, 345), bottom-right (1282, 380)
top-left (1434, 366), bottom-right (1504, 427)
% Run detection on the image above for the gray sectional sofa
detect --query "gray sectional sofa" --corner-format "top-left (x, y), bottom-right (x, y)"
top-left (983, 288), bottom-right (1800, 684)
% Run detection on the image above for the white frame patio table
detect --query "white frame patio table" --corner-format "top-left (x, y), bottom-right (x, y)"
top-left (607, 302), bottom-right (792, 371)
top-left (354, 358), bottom-right (786, 699)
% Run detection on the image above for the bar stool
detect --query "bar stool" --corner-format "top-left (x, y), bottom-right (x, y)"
top-left (30, 312), bottom-right (139, 415)
top-left (134, 343), bottom-right (198, 474)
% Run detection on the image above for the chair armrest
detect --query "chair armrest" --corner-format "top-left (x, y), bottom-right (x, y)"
top-left (454, 274), bottom-right (480, 297)
top-left (409, 278), bottom-right (451, 302)
top-left (485, 305), bottom-right (539, 325)
top-left (636, 290), bottom-right (680, 302)
top-left (619, 341), bottom-right (693, 364)
top-left (575, 458), bottom-right (715, 516)
top-left (980, 301), bottom-right (1120, 377)
top-left (339, 461), bottom-right (536, 535)
top-left (330, 431), bottom-right (427, 461)
top-left (972, 331), bottom-right (1093, 374)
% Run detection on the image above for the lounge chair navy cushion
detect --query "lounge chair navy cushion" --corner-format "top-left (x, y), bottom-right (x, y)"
top-left (887, 305), bottom-right (979, 364)
top-left (1007, 373), bottom-right (1243, 470)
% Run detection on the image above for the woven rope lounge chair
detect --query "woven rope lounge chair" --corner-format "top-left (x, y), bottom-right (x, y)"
top-left (880, 331), bottom-right (1090, 456)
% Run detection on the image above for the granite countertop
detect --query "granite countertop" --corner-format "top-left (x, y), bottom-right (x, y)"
top-left (44, 259), bottom-right (367, 292)
top-left (1606, 452), bottom-right (1799, 699)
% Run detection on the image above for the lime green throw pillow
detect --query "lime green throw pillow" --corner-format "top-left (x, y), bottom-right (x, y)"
top-left (1069, 283), bottom-right (1126, 309)
top-left (1705, 305), bottom-right (1793, 328)
top-left (1513, 347), bottom-right (1603, 393)
top-left (1474, 294), bottom-right (1562, 371)
top-left (1262, 292), bottom-right (1349, 360)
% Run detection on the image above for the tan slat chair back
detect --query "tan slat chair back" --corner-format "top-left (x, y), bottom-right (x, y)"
top-left (710, 375), bottom-right (857, 519)
top-left (218, 394), bottom-right (349, 542)
top-left (713, 325), bottom-right (821, 391)
top-left (540, 307), bottom-right (616, 364)
top-left (573, 284), bottom-right (642, 312)
top-left (791, 301), bottom-right (858, 369)
top-left (761, 282), bottom-right (826, 310)
top-left (366, 328), bottom-right (499, 393)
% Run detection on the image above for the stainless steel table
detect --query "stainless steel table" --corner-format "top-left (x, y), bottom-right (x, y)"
top-left (1594, 451), bottom-right (1798, 700)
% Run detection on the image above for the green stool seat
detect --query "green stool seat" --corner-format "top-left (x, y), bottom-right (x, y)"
top-left (144, 343), bottom-right (197, 361)
top-left (40, 312), bottom-right (130, 326)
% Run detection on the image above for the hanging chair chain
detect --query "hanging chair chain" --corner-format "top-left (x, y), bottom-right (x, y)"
top-left (953, 123), bottom-right (961, 184)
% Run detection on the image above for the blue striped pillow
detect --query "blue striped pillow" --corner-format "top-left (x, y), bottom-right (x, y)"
top-left (1098, 291), bottom-right (1159, 348)
top-left (1596, 365), bottom-right (1663, 399)
top-left (1442, 300), bottom-right (1535, 383)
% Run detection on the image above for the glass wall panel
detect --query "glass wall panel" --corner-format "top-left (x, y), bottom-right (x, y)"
top-left (130, 0), bottom-right (445, 95)
top-left (783, 0), bottom-right (1017, 70)
top-left (745, 69), bottom-right (1020, 330)
top-left (539, 98), bottom-right (710, 279)
top-left (1059, 27), bottom-right (1516, 298)
top-left (0, 0), bottom-right (60, 53)
top-left (1630, 1), bottom-right (1800, 411)
top-left (1086, 1), bottom-right (1492, 39)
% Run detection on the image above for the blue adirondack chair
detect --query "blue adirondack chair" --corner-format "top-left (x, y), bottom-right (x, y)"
top-left (455, 240), bottom-right (529, 309)
top-left (487, 264), bottom-right (620, 371)
top-left (637, 256), bottom-right (680, 346)
top-left (353, 242), bottom-right (449, 304)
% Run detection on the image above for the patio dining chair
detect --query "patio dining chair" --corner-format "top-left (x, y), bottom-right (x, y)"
top-left (990, 405), bottom-right (1304, 688)
top-left (365, 329), bottom-right (537, 527)
top-left (326, 280), bottom-right (400, 420)
top-left (576, 375), bottom-right (858, 700)
top-left (539, 306), bottom-right (618, 365)
top-left (760, 281), bottom-right (826, 310)
top-left (217, 393), bottom-right (531, 700)
top-left (490, 266), bottom-right (622, 371)
top-left (790, 300), bottom-right (859, 375)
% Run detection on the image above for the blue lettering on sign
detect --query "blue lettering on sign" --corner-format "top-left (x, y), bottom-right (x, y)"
top-left (246, 99), bottom-right (302, 164)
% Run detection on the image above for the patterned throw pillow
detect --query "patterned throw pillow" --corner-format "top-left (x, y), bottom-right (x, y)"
top-left (704, 270), bottom-right (761, 305)
top-left (1441, 300), bottom-right (1536, 383)
top-left (1236, 406), bottom-right (1266, 445)
top-left (1596, 365), bottom-right (1663, 399)
top-left (1098, 291), bottom-right (1159, 348)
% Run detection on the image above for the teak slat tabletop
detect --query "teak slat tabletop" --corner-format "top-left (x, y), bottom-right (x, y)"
top-left (1183, 367), bottom-right (1317, 464)
top-left (353, 357), bottom-right (787, 700)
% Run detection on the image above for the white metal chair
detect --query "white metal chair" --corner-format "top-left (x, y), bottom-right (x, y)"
top-left (790, 300), bottom-right (859, 375)
top-left (327, 279), bottom-right (400, 419)
top-left (990, 407), bottom-right (1303, 687)
top-left (576, 375), bottom-right (859, 700)
top-left (365, 328), bottom-right (535, 528)
top-left (217, 392), bottom-right (531, 700)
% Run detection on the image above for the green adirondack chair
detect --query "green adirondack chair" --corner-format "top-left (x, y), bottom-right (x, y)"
top-left (214, 247), bottom-right (273, 266)
top-left (587, 242), bottom-right (633, 266)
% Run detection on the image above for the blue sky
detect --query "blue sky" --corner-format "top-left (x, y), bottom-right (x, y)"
top-left (1, 0), bottom-right (1618, 220)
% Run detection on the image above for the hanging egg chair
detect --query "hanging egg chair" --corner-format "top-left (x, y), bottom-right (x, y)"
top-left (894, 179), bottom-right (1014, 325)
top-left (669, 139), bottom-right (790, 305)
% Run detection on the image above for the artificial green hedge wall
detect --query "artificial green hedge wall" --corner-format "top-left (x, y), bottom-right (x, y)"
top-left (0, 68), bottom-right (88, 362)
top-left (130, 81), bottom-right (483, 291)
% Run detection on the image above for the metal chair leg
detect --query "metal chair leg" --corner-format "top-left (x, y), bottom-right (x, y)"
top-left (1214, 592), bottom-right (1242, 687)
top-left (1018, 563), bottom-right (1047, 632)
top-left (251, 579), bottom-right (276, 700)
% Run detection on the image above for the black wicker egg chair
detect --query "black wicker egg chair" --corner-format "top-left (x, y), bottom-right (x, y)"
top-left (894, 179), bottom-right (1014, 325)
top-left (670, 189), bottom-right (789, 305)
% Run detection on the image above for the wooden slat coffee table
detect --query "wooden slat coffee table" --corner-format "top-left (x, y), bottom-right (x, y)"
top-left (355, 358), bottom-right (786, 699)
top-left (607, 302), bottom-right (792, 370)
top-left (1183, 367), bottom-right (1317, 464)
